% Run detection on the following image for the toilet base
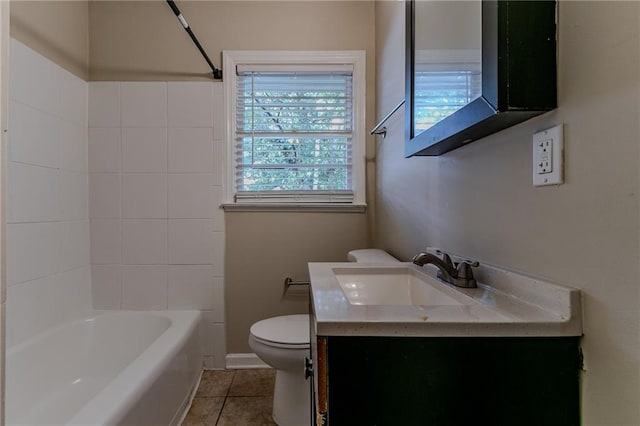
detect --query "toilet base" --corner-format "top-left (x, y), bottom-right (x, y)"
top-left (272, 369), bottom-right (311, 426)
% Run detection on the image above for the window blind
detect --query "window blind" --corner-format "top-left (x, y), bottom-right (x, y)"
top-left (234, 69), bottom-right (354, 203)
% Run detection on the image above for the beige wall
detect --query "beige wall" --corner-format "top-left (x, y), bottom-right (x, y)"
top-left (88, 1), bottom-right (375, 82)
top-left (88, 1), bottom-right (376, 353)
top-left (225, 213), bottom-right (368, 353)
top-left (375, 1), bottom-right (639, 424)
top-left (10, 1), bottom-right (89, 79)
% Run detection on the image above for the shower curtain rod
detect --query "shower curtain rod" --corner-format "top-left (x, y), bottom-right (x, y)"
top-left (166, 0), bottom-right (223, 80)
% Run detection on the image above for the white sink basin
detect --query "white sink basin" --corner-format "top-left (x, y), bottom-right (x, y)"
top-left (333, 267), bottom-right (470, 306)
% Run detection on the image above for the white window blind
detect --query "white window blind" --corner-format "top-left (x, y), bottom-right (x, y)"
top-left (234, 68), bottom-right (354, 203)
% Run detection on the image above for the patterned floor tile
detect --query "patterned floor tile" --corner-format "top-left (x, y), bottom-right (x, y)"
top-left (182, 397), bottom-right (225, 426)
top-left (196, 370), bottom-right (236, 397)
top-left (228, 369), bottom-right (276, 397)
top-left (216, 396), bottom-right (276, 426)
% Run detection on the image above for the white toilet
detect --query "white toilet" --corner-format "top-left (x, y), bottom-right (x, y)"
top-left (249, 314), bottom-right (310, 426)
top-left (248, 249), bottom-right (398, 426)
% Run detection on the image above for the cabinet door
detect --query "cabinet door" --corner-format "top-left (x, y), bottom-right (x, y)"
top-left (326, 336), bottom-right (580, 426)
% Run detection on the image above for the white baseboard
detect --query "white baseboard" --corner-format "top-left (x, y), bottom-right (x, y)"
top-left (225, 353), bottom-right (270, 369)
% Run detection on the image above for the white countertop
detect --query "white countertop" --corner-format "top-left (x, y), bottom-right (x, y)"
top-left (309, 262), bottom-right (582, 338)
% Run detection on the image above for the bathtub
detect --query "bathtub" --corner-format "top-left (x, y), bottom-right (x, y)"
top-left (6, 310), bottom-right (202, 426)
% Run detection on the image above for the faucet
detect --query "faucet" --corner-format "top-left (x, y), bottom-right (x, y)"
top-left (412, 250), bottom-right (479, 288)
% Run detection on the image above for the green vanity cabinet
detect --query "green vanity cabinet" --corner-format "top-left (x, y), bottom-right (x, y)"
top-left (312, 334), bottom-right (580, 426)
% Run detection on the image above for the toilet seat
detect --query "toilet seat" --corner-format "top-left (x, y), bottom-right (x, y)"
top-left (250, 314), bottom-right (309, 348)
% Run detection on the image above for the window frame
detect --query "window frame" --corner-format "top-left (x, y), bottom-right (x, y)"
top-left (222, 50), bottom-right (366, 212)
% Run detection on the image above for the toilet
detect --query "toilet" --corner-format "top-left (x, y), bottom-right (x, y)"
top-left (248, 249), bottom-right (398, 426)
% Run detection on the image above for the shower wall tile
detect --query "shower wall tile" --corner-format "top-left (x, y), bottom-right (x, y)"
top-left (7, 40), bottom-right (90, 348)
top-left (211, 186), bottom-right (225, 231)
top-left (122, 265), bottom-right (168, 310)
top-left (168, 127), bottom-right (214, 173)
top-left (211, 322), bottom-right (227, 369)
top-left (8, 162), bottom-right (59, 223)
top-left (211, 277), bottom-right (225, 322)
top-left (89, 82), bottom-right (120, 127)
top-left (6, 222), bottom-right (60, 286)
top-left (9, 39), bottom-right (61, 115)
top-left (212, 139), bottom-right (224, 186)
top-left (90, 219), bottom-right (122, 265)
top-left (122, 127), bottom-right (167, 173)
top-left (59, 220), bottom-right (91, 273)
top-left (122, 174), bottom-right (167, 218)
top-left (89, 173), bottom-right (121, 218)
top-left (121, 82), bottom-right (167, 128)
top-left (89, 80), bottom-right (226, 364)
top-left (59, 171), bottom-right (89, 221)
top-left (200, 309), bottom-right (229, 368)
top-left (122, 219), bottom-right (168, 265)
top-left (212, 83), bottom-right (224, 140)
top-left (168, 219), bottom-right (214, 265)
top-left (168, 265), bottom-right (215, 309)
top-left (168, 82), bottom-right (214, 127)
top-left (211, 232), bottom-right (225, 276)
top-left (59, 68), bottom-right (88, 126)
top-left (59, 267), bottom-right (93, 321)
top-left (59, 122), bottom-right (88, 172)
top-left (89, 128), bottom-right (121, 172)
top-left (168, 174), bottom-right (215, 219)
top-left (6, 275), bottom-right (64, 346)
top-left (92, 265), bottom-right (123, 309)
top-left (199, 311), bottom-right (217, 356)
top-left (8, 100), bottom-right (60, 168)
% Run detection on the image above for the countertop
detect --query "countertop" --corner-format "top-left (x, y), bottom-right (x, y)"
top-left (309, 262), bottom-right (582, 338)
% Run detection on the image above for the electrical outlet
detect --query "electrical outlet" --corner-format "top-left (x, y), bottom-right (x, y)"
top-left (533, 125), bottom-right (563, 186)
top-left (536, 139), bottom-right (553, 174)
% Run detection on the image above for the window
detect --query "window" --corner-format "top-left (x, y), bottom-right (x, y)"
top-left (223, 51), bottom-right (366, 210)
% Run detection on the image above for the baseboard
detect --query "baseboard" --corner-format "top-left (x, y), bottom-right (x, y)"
top-left (225, 353), bottom-right (270, 369)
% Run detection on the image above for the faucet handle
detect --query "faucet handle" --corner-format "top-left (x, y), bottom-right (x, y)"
top-left (436, 249), bottom-right (454, 268)
top-left (458, 259), bottom-right (479, 268)
top-left (456, 260), bottom-right (479, 283)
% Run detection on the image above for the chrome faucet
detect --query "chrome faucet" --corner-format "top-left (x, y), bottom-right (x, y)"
top-left (412, 250), bottom-right (479, 288)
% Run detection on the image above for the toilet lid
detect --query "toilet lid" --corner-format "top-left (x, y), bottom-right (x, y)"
top-left (250, 314), bottom-right (309, 346)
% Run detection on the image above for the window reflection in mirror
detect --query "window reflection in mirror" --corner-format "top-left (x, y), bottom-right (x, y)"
top-left (413, 0), bottom-right (482, 136)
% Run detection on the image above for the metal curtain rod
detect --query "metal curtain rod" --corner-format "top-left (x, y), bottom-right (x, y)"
top-left (370, 98), bottom-right (405, 138)
top-left (166, 0), bottom-right (222, 80)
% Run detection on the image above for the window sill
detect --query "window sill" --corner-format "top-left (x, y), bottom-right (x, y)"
top-left (221, 203), bottom-right (367, 213)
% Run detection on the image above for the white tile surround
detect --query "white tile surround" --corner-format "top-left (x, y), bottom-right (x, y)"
top-left (88, 80), bottom-right (226, 368)
top-left (7, 40), bottom-right (226, 368)
top-left (6, 39), bottom-right (91, 346)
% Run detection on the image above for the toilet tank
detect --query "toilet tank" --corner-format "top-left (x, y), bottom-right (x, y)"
top-left (347, 249), bottom-right (399, 263)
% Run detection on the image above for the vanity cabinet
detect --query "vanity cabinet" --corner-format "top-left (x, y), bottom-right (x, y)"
top-left (307, 261), bottom-right (583, 426)
top-left (311, 316), bottom-right (580, 425)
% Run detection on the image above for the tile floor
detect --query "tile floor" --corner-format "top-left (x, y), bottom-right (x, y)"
top-left (182, 369), bottom-right (277, 426)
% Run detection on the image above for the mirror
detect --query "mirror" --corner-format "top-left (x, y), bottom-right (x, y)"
top-left (412, 0), bottom-right (481, 136)
top-left (405, 0), bottom-right (557, 157)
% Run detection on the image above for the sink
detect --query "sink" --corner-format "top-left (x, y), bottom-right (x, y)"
top-left (310, 262), bottom-right (582, 337)
top-left (332, 267), bottom-right (470, 306)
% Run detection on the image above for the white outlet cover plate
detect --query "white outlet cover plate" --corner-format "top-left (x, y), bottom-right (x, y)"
top-left (533, 124), bottom-right (563, 186)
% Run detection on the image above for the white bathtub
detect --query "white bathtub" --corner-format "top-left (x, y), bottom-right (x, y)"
top-left (6, 310), bottom-right (202, 426)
